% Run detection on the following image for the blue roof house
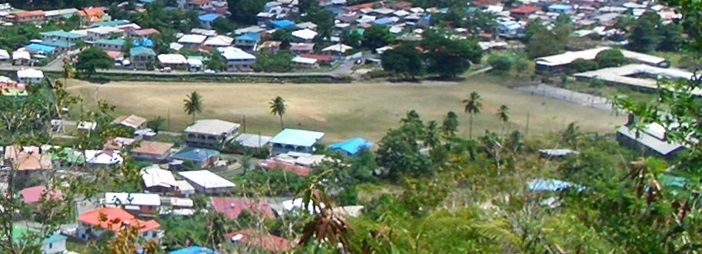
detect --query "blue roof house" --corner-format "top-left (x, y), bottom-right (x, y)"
top-left (329, 137), bottom-right (373, 156)
top-left (497, 21), bottom-right (524, 39)
top-left (269, 129), bottom-right (325, 155)
top-left (271, 19), bottom-right (296, 29)
top-left (548, 4), bottom-right (573, 14)
top-left (234, 32), bottom-right (261, 49)
top-left (198, 13), bottom-right (220, 29)
top-left (169, 246), bottom-right (218, 254)
top-left (171, 147), bottom-right (220, 168)
top-left (24, 43), bottom-right (56, 55)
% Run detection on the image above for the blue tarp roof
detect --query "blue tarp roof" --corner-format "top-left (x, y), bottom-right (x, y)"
top-left (132, 38), bottom-right (153, 48)
top-left (168, 246), bottom-right (217, 254)
top-left (199, 13), bottom-right (219, 22)
top-left (329, 137), bottom-right (372, 156)
top-left (271, 19), bottom-right (295, 29)
top-left (171, 147), bottom-right (219, 163)
top-left (236, 32), bottom-right (261, 41)
top-left (527, 178), bottom-right (584, 192)
top-left (25, 43), bottom-right (56, 54)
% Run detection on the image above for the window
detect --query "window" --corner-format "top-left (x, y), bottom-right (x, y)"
top-left (49, 243), bottom-right (52, 248)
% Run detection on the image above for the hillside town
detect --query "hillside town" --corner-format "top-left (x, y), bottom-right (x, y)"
top-left (0, 0), bottom-right (701, 253)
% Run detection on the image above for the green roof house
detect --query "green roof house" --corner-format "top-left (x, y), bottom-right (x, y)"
top-left (12, 226), bottom-right (67, 254)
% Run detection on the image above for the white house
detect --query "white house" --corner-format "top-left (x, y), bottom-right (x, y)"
top-left (184, 119), bottom-right (241, 148)
top-left (269, 129), bottom-right (325, 155)
top-left (85, 149), bottom-right (123, 167)
top-left (157, 54), bottom-right (189, 70)
top-left (292, 56), bottom-right (318, 68)
top-left (12, 50), bottom-right (31, 65)
top-left (292, 28), bottom-right (318, 43)
top-left (141, 165), bottom-right (178, 193)
top-left (178, 170), bottom-right (236, 194)
top-left (177, 34), bottom-right (207, 48)
top-left (321, 43), bottom-right (353, 56)
top-left (104, 192), bottom-right (161, 215)
top-left (16, 69), bottom-right (44, 84)
top-left (218, 47), bottom-right (256, 72)
top-left (204, 35), bottom-right (234, 48)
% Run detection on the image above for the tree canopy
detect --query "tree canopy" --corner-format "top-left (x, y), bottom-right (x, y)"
top-left (75, 47), bottom-right (113, 76)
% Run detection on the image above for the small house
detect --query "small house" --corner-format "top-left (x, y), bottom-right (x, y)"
top-left (211, 197), bottom-right (274, 220)
top-left (184, 119), bottom-right (240, 148)
top-left (140, 165), bottom-right (178, 193)
top-left (158, 54), bottom-right (189, 70)
top-left (177, 34), bottom-right (207, 49)
top-left (291, 29), bottom-right (318, 43)
top-left (129, 47), bottom-right (156, 70)
top-left (84, 149), bottom-right (123, 167)
top-left (104, 192), bottom-right (161, 215)
top-left (76, 207), bottom-right (161, 241)
top-left (269, 129), bottom-right (324, 155)
top-left (218, 47), bottom-right (256, 72)
top-left (178, 170), bottom-right (235, 194)
top-left (95, 38), bottom-right (126, 51)
top-left (198, 13), bottom-right (220, 29)
top-left (12, 226), bottom-right (67, 254)
top-left (16, 69), bottom-right (44, 85)
top-left (13, 10), bottom-right (45, 24)
top-left (289, 43), bottom-right (315, 55)
top-left (131, 141), bottom-right (174, 162)
top-left (234, 32), bottom-right (261, 50)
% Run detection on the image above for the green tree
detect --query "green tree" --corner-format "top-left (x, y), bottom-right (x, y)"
top-left (146, 116), bottom-right (166, 133)
top-left (628, 11), bottom-right (662, 52)
top-left (227, 0), bottom-right (267, 24)
top-left (381, 44), bottom-right (424, 79)
top-left (487, 54), bottom-right (513, 72)
top-left (253, 51), bottom-right (293, 72)
top-left (570, 58), bottom-right (599, 72)
top-left (341, 30), bottom-right (362, 49)
top-left (270, 29), bottom-right (293, 49)
top-left (441, 111), bottom-right (459, 136)
top-left (422, 31), bottom-right (482, 78)
top-left (206, 50), bottom-right (225, 71)
top-left (497, 104), bottom-right (509, 133)
top-left (463, 91), bottom-right (482, 139)
top-left (302, 5), bottom-right (334, 41)
top-left (183, 91), bottom-right (203, 123)
top-left (75, 47), bottom-right (112, 77)
top-left (211, 16), bottom-right (236, 34)
top-left (595, 48), bottom-right (626, 68)
top-left (270, 96), bottom-right (286, 129)
top-left (657, 22), bottom-right (683, 51)
top-left (362, 25), bottom-right (395, 51)
top-left (376, 122), bottom-right (433, 180)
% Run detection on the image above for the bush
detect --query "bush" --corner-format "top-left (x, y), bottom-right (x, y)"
top-left (570, 58), bottom-right (599, 72)
top-left (487, 54), bottom-right (514, 72)
top-left (595, 49), bottom-right (626, 68)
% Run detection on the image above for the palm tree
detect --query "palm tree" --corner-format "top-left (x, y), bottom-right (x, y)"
top-left (270, 96), bottom-right (286, 129)
top-left (463, 91), bottom-right (482, 139)
top-left (497, 105), bottom-right (510, 134)
top-left (183, 91), bottom-right (203, 123)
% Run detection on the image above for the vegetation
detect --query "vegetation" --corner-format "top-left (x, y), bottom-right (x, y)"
top-left (421, 30), bottom-right (482, 78)
top-left (253, 51), bottom-right (293, 72)
top-left (525, 16), bottom-right (572, 58)
top-left (462, 91), bottom-right (482, 139)
top-left (380, 44), bottom-right (424, 79)
top-left (595, 48), bottom-right (627, 68)
top-left (227, 0), bottom-right (267, 25)
top-left (75, 48), bottom-right (113, 77)
top-left (269, 96), bottom-right (287, 129)
top-left (183, 91), bottom-right (203, 123)
top-left (362, 25), bottom-right (396, 51)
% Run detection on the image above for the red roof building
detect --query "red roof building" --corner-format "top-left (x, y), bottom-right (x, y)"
top-left (13, 10), bottom-right (45, 24)
top-left (226, 229), bottom-right (292, 252)
top-left (211, 197), bottom-right (275, 220)
top-left (20, 186), bottom-right (62, 205)
top-left (510, 5), bottom-right (539, 18)
top-left (258, 159), bottom-right (310, 177)
top-left (77, 207), bottom-right (160, 233)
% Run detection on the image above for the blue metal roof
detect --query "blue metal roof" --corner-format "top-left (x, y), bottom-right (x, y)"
top-left (89, 19), bottom-right (130, 28)
top-left (130, 46), bottom-right (155, 56)
top-left (25, 43), bottom-right (56, 54)
top-left (329, 137), bottom-right (372, 156)
top-left (270, 129), bottom-right (324, 147)
top-left (271, 19), bottom-right (295, 29)
top-left (373, 17), bottom-right (395, 25)
top-left (41, 30), bottom-right (84, 39)
top-left (527, 178), bottom-right (583, 192)
top-left (169, 246), bottom-right (218, 254)
top-left (171, 147), bottom-right (219, 163)
top-left (235, 32), bottom-right (261, 41)
top-left (199, 13), bottom-right (220, 22)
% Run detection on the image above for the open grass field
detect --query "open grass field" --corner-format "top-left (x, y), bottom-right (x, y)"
top-left (65, 76), bottom-right (624, 142)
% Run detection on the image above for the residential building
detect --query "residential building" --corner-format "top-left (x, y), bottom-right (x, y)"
top-left (329, 137), bottom-right (373, 156)
top-left (300, 53), bottom-right (332, 65)
top-left (510, 5), bottom-right (538, 19)
top-left (45, 8), bottom-right (79, 21)
top-left (12, 51), bottom-right (30, 66)
top-left (321, 43), bottom-right (353, 56)
top-left (548, 4), bottom-right (573, 14)
top-left (84, 149), bottom-right (123, 167)
top-left (158, 54), bottom-right (189, 70)
top-left (289, 43), bottom-right (315, 55)
top-left (130, 47), bottom-right (156, 70)
top-left (40, 30), bottom-right (85, 44)
top-left (20, 185), bottom-right (62, 205)
top-left (211, 197), bottom-right (275, 220)
top-left (227, 229), bottom-right (292, 252)
top-left (171, 147), bottom-right (220, 168)
top-left (292, 56), bottom-right (318, 68)
top-left (178, 170), bottom-right (235, 194)
top-left (132, 28), bottom-right (161, 38)
top-left (112, 114), bottom-right (147, 129)
top-left (131, 141), bottom-right (174, 162)
top-left (497, 21), bottom-right (524, 39)
top-left (78, 7), bottom-right (109, 25)
top-left (86, 26), bottom-right (124, 43)
top-left (204, 35), bottom-right (234, 48)
top-left (616, 116), bottom-right (685, 159)
top-left (269, 129), bottom-right (325, 155)
top-left (178, 34), bottom-right (207, 49)
top-left (292, 29), bottom-right (317, 43)
top-left (16, 69), bottom-right (44, 84)
top-left (232, 133), bottom-right (272, 150)
top-left (234, 32), bottom-right (261, 50)
top-left (76, 207), bottom-right (161, 241)
top-left (95, 38), bottom-right (126, 51)
top-left (271, 19), bottom-right (295, 29)
top-left (535, 47), bottom-right (669, 73)
top-left (13, 10), bottom-right (45, 24)
top-left (140, 165), bottom-right (178, 193)
top-left (257, 40), bottom-right (281, 54)
top-left (258, 159), bottom-right (310, 177)
top-left (104, 192), bottom-right (161, 215)
top-left (198, 13), bottom-right (220, 28)
top-left (184, 119), bottom-right (241, 148)
top-left (12, 226), bottom-right (67, 254)
top-left (219, 47), bottom-right (256, 72)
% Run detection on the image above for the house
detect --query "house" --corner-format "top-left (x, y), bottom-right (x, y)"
top-left (329, 137), bottom-right (373, 156)
top-left (171, 147), bottom-right (220, 168)
top-left (178, 170), bottom-right (235, 194)
top-left (20, 185), bottom-right (62, 205)
top-left (132, 28), bottom-right (161, 38)
top-left (269, 129), bottom-right (325, 155)
top-left (12, 226), bottom-right (67, 254)
top-left (130, 47), bottom-right (156, 70)
top-left (12, 51), bottom-right (31, 66)
top-left (141, 165), bottom-right (178, 193)
top-left (211, 197), bottom-right (275, 220)
top-left (169, 246), bottom-right (218, 254)
top-left (321, 43), bottom-right (353, 56)
top-left (296, 22), bottom-right (318, 30)
top-left (258, 159), bottom-right (310, 177)
top-left (94, 38), bottom-right (125, 51)
top-left (84, 149), bottom-right (123, 167)
top-left (271, 19), bottom-right (295, 29)
top-left (187, 58), bottom-right (204, 72)
top-left (510, 5), bottom-right (539, 19)
top-left (13, 10), bottom-right (45, 24)
top-left (178, 34), bottom-right (208, 48)
top-left (199, 13), bottom-right (220, 29)
top-left (16, 69), bottom-right (44, 84)
top-left (232, 133), bottom-right (272, 150)
top-left (289, 43), bottom-right (315, 55)
top-left (497, 21), bottom-right (524, 39)
top-left (158, 54), bottom-right (189, 70)
top-left (78, 7), bottom-right (109, 25)
top-left (204, 35), bottom-right (234, 48)
top-left (45, 8), bottom-right (79, 21)
top-left (104, 137), bottom-right (136, 150)
top-left (219, 47), bottom-right (256, 72)
top-left (257, 40), bottom-right (281, 54)
top-left (40, 30), bottom-right (85, 44)
top-left (300, 54), bottom-right (332, 65)
top-left (527, 178), bottom-right (583, 192)
top-left (24, 43), bottom-right (57, 55)
top-left (535, 47), bottom-right (669, 73)
top-left (90, 19), bottom-right (131, 28)
top-left (291, 56), bottom-right (318, 68)
top-left (131, 141), bottom-right (174, 162)
top-left (175, 180), bottom-right (196, 197)
top-left (86, 26), bottom-right (124, 42)
top-left (184, 119), bottom-right (240, 148)
top-left (616, 117), bottom-right (685, 159)
top-left (104, 192), bottom-right (161, 215)
top-left (186, 0), bottom-right (211, 9)
top-left (4, 146), bottom-right (52, 173)
top-left (227, 229), bottom-right (291, 252)
top-left (273, 152), bottom-right (327, 167)
top-left (292, 29), bottom-right (318, 43)
top-left (76, 207), bottom-right (161, 241)
top-left (548, 4), bottom-right (572, 14)
top-left (112, 114), bottom-right (147, 130)
top-left (234, 32), bottom-right (261, 50)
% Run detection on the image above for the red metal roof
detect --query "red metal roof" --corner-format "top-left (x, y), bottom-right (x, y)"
top-left (211, 197), bottom-right (275, 220)
top-left (14, 10), bottom-right (44, 19)
top-left (20, 185), bottom-right (62, 204)
top-left (510, 5), bottom-right (539, 15)
top-left (258, 159), bottom-right (310, 177)
top-left (77, 208), bottom-right (160, 233)
top-left (226, 229), bottom-right (291, 252)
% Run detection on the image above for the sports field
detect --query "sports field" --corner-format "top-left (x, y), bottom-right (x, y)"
top-left (65, 78), bottom-right (624, 142)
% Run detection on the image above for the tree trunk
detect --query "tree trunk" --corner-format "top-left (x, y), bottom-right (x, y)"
top-left (469, 114), bottom-right (473, 139)
top-left (279, 114), bottom-right (284, 129)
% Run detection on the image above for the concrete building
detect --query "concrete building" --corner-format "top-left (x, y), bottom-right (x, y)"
top-left (184, 119), bottom-right (240, 148)
top-left (269, 129), bottom-right (325, 155)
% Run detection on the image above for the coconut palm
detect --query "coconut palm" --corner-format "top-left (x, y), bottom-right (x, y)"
top-left (463, 91), bottom-right (482, 139)
top-left (270, 96), bottom-right (286, 129)
top-left (497, 104), bottom-right (510, 134)
top-left (183, 91), bottom-right (203, 123)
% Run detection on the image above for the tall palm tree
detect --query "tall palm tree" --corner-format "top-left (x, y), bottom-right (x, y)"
top-left (183, 91), bottom-right (203, 123)
top-left (497, 105), bottom-right (510, 134)
top-left (463, 91), bottom-right (482, 139)
top-left (270, 96), bottom-right (286, 129)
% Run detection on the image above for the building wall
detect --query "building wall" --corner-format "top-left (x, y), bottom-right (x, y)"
top-left (270, 143), bottom-right (315, 155)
